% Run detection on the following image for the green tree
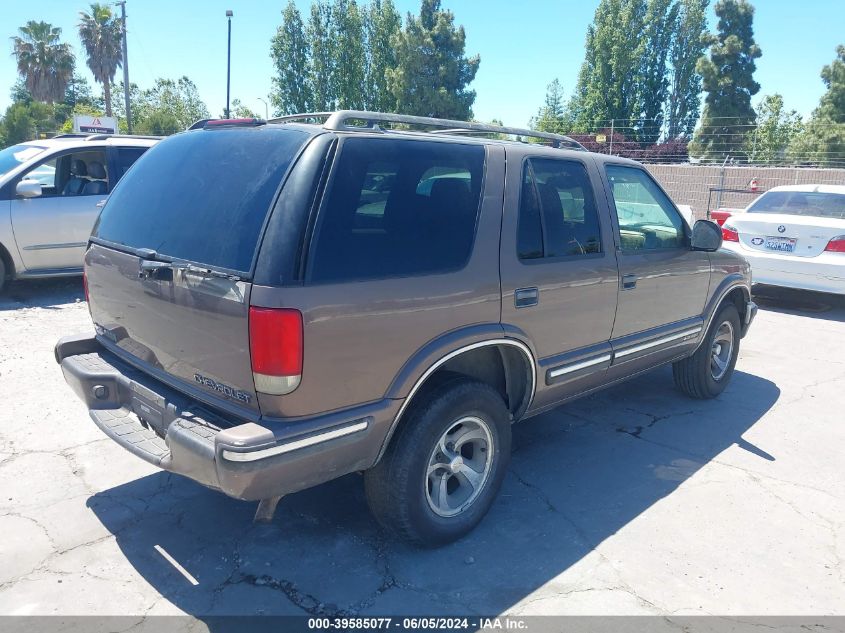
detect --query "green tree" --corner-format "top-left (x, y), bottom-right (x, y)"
top-left (569, 0), bottom-right (646, 131)
top-left (667, 0), bottom-right (709, 138)
top-left (691, 0), bottom-right (761, 160)
top-left (532, 79), bottom-right (571, 134)
top-left (78, 3), bottom-right (124, 118)
top-left (270, 0), bottom-right (312, 115)
top-left (11, 21), bottom-right (75, 104)
top-left (307, 1), bottom-right (337, 111)
top-left (331, 0), bottom-right (366, 109)
top-left (788, 45), bottom-right (845, 167)
top-left (134, 77), bottom-right (211, 133)
top-left (746, 94), bottom-right (802, 164)
top-left (0, 101), bottom-right (59, 145)
top-left (364, 0), bottom-right (401, 111)
top-left (636, 0), bottom-right (680, 143)
top-left (387, 0), bottom-right (480, 119)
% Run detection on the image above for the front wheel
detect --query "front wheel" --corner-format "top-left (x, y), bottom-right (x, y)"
top-left (364, 379), bottom-right (511, 547)
top-left (673, 303), bottom-right (741, 399)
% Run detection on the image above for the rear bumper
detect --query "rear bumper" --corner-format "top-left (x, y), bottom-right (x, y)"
top-left (724, 244), bottom-right (845, 295)
top-left (55, 335), bottom-right (397, 500)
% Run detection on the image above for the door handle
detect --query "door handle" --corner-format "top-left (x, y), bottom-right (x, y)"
top-left (621, 274), bottom-right (638, 290)
top-left (515, 287), bottom-right (539, 308)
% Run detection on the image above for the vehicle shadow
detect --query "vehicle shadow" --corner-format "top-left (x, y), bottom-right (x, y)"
top-left (0, 277), bottom-right (84, 311)
top-left (87, 367), bottom-right (779, 619)
top-left (752, 284), bottom-right (845, 323)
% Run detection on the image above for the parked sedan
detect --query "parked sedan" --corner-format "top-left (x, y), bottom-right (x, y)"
top-left (721, 184), bottom-right (845, 294)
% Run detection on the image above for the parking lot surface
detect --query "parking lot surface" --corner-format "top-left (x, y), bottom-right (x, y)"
top-left (1, 279), bottom-right (843, 618)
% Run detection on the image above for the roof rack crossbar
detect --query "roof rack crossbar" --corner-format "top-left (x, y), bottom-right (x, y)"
top-left (268, 110), bottom-right (585, 150)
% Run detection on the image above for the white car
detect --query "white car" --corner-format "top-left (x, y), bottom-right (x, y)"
top-left (721, 184), bottom-right (845, 295)
top-left (0, 134), bottom-right (158, 292)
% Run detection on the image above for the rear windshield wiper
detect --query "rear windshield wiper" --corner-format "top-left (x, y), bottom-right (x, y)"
top-left (138, 257), bottom-right (242, 282)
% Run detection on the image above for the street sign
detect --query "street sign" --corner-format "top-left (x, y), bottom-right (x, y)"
top-left (72, 115), bottom-right (117, 135)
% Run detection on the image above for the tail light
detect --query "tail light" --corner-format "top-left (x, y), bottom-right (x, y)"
top-left (711, 209), bottom-right (733, 226)
top-left (249, 307), bottom-right (303, 395)
top-left (825, 236), bottom-right (845, 253)
top-left (722, 224), bottom-right (739, 242)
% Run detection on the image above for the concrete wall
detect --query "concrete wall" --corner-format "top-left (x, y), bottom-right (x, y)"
top-left (643, 164), bottom-right (845, 219)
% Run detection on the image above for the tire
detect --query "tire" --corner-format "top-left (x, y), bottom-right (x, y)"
top-left (364, 378), bottom-right (511, 547)
top-left (0, 258), bottom-right (6, 293)
top-left (673, 303), bottom-right (741, 399)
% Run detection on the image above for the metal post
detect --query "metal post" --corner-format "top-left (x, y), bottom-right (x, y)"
top-left (226, 10), bottom-right (233, 119)
top-left (609, 119), bottom-right (614, 156)
top-left (116, 1), bottom-right (132, 133)
top-left (258, 97), bottom-right (268, 120)
top-left (716, 155), bottom-right (730, 209)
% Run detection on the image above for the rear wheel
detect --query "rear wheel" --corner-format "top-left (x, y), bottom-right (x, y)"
top-left (673, 304), bottom-right (741, 399)
top-left (0, 258), bottom-right (6, 293)
top-left (364, 379), bottom-right (511, 547)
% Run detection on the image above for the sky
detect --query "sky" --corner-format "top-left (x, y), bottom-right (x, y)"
top-left (2, 0), bottom-right (844, 128)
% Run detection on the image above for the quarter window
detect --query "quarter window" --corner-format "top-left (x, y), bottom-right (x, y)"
top-left (517, 158), bottom-right (602, 260)
top-left (309, 139), bottom-right (484, 283)
top-left (606, 165), bottom-right (686, 251)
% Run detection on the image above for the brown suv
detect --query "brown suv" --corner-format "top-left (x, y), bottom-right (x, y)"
top-left (55, 111), bottom-right (757, 546)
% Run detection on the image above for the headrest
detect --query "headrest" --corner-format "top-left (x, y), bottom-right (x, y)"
top-left (87, 161), bottom-right (106, 179)
top-left (70, 159), bottom-right (87, 177)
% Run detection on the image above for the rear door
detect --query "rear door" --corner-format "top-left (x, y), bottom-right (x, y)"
top-left (11, 149), bottom-right (109, 271)
top-left (602, 164), bottom-right (711, 374)
top-left (85, 126), bottom-right (314, 418)
top-left (500, 153), bottom-right (618, 411)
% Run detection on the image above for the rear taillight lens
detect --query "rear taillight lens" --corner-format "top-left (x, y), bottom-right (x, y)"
top-left (722, 224), bottom-right (739, 242)
top-left (249, 307), bottom-right (303, 395)
top-left (824, 236), bottom-right (845, 253)
top-left (82, 269), bottom-right (89, 302)
top-left (711, 210), bottom-right (732, 226)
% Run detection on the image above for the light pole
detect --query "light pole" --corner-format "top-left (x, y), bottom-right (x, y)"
top-left (115, 0), bottom-right (131, 133)
top-left (225, 10), bottom-right (233, 119)
top-left (257, 97), bottom-right (268, 120)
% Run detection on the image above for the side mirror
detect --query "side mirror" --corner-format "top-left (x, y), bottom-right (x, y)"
top-left (691, 219), bottom-right (723, 252)
top-left (16, 180), bottom-right (43, 199)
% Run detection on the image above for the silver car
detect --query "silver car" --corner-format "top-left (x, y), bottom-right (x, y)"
top-left (0, 134), bottom-right (158, 291)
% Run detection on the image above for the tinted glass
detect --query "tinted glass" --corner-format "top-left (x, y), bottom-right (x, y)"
top-left (748, 191), bottom-right (845, 219)
top-left (0, 144), bottom-right (46, 178)
top-left (518, 158), bottom-right (601, 259)
top-left (606, 165), bottom-right (685, 251)
top-left (94, 128), bottom-right (310, 273)
top-left (309, 138), bottom-right (484, 283)
top-left (114, 147), bottom-right (148, 182)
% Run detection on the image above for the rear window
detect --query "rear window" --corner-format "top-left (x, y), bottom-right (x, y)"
top-left (308, 138), bottom-right (484, 283)
top-left (748, 191), bottom-right (845, 220)
top-left (94, 128), bottom-right (310, 273)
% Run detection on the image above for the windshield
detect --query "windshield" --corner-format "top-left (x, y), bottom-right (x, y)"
top-left (93, 127), bottom-right (311, 274)
top-left (0, 144), bottom-right (47, 178)
top-left (748, 191), bottom-right (845, 220)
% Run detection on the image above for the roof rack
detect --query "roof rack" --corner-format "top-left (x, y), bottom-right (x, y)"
top-left (269, 110), bottom-right (585, 150)
top-left (51, 132), bottom-right (163, 141)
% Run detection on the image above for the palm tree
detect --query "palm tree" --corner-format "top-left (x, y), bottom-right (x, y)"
top-left (78, 3), bottom-right (123, 117)
top-left (11, 21), bottom-right (75, 103)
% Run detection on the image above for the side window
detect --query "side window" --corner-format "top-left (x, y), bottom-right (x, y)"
top-left (517, 158), bottom-right (602, 260)
top-left (606, 165), bottom-right (686, 251)
top-left (114, 147), bottom-right (147, 183)
top-left (21, 157), bottom-right (59, 195)
top-left (310, 139), bottom-right (484, 283)
top-left (21, 150), bottom-right (108, 198)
